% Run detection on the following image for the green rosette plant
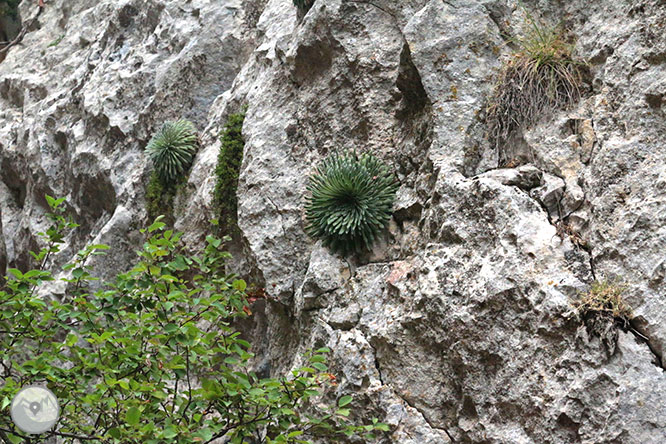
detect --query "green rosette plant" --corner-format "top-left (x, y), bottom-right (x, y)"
top-left (305, 151), bottom-right (399, 255)
top-left (145, 120), bottom-right (199, 184)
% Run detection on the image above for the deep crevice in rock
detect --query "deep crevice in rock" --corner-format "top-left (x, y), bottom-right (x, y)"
top-left (628, 320), bottom-right (665, 370)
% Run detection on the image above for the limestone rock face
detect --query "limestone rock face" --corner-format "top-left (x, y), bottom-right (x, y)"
top-left (1, 0), bottom-right (665, 443)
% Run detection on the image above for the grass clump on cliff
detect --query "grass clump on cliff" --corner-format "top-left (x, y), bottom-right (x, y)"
top-left (574, 281), bottom-right (633, 326)
top-left (305, 151), bottom-right (398, 256)
top-left (487, 13), bottom-right (583, 154)
top-left (213, 112), bottom-right (245, 236)
top-left (145, 119), bottom-right (199, 222)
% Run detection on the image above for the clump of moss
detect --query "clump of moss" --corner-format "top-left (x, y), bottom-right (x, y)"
top-left (146, 172), bottom-right (184, 224)
top-left (487, 13), bottom-right (583, 160)
top-left (213, 112), bottom-right (245, 236)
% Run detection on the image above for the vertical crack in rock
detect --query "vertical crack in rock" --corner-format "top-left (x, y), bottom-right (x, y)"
top-left (264, 194), bottom-right (289, 239)
top-left (367, 342), bottom-right (385, 385)
top-left (396, 42), bottom-right (431, 121)
top-left (398, 393), bottom-right (456, 442)
top-left (628, 321), bottom-right (665, 370)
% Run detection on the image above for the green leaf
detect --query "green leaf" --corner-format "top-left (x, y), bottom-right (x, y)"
top-left (148, 217), bottom-right (166, 233)
top-left (338, 395), bottom-right (353, 407)
top-left (232, 279), bottom-right (247, 292)
top-left (162, 426), bottom-right (178, 439)
top-left (7, 268), bottom-right (23, 279)
top-left (7, 434), bottom-right (23, 444)
top-left (126, 406), bottom-right (141, 426)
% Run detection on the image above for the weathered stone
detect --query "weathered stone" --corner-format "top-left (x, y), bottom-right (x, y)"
top-left (1, 0), bottom-right (665, 442)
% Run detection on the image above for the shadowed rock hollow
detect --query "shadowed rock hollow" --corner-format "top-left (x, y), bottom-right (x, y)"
top-left (0, 0), bottom-right (665, 442)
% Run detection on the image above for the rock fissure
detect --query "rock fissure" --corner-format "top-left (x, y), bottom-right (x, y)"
top-left (397, 393), bottom-right (456, 443)
top-left (628, 321), bottom-right (665, 370)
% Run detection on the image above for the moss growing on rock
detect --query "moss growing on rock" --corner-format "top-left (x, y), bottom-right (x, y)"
top-left (146, 171), bottom-right (184, 224)
top-left (214, 112), bottom-right (245, 236)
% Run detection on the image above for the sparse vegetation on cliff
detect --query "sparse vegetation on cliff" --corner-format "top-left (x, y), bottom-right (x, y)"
top-left (0, 0), bottom-right (21, 19)
top-left (213, 112), bottom-right (245, 236)
top-left (305, 151), bottom-right (398, 255)
top-left (487, 13), bottom-right (583, 157)
top-left (574, 280), bottom-right (633, 324)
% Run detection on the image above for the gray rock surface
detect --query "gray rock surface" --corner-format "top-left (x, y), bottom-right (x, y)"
top-left (1, 0), bottom-right (665, 443)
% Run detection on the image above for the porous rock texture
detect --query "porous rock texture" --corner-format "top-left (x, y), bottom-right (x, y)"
top-left (1, 0), bottom-right (665, 442)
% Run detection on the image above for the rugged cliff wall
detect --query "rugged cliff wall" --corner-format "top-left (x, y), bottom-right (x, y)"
top-left (0, 0), bottom-right (665, 442)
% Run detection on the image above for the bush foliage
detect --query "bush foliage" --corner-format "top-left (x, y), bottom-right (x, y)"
top-left (487, 13), bottom-right (583, 157)
top-left (214, 112), bottom-right (245, 236)
top-left (0, 196), bottom-right (387, 443)
top-left (305, 151), bottom-right (398, 256)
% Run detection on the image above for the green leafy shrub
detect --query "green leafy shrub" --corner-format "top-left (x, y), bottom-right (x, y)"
top-left (293, 0), bottom-right (315, 14)
top-left (0, 196), bottom-right (388, 443)
top-left (487, 13), bottom-right (583, 156)
top-left (213, 112), bottom-right (245, 236)
top-left (145, 120), bottom-right (199, 185)
top-left (305, 151), bottom-right (399, 255)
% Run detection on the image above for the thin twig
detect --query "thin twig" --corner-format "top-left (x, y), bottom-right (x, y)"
top-left (0, 2), bottom-right (45, 55)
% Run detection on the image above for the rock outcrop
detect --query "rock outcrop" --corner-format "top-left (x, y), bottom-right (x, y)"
top-left (1, 0), bottom-right (665, 442)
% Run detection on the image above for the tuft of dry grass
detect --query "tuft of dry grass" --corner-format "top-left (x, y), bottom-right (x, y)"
top-left (573, 281), bottom-right (633, 323)
top-left (487, 14), bottom-right (584, 158)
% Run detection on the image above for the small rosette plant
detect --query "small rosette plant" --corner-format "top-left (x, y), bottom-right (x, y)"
top-left (305, 151), bottom-right (398, 255)
top-left (145, 119), bottom-right (199, 184)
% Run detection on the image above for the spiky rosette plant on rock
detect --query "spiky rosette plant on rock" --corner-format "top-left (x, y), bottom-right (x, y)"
top-left (305, 151), bottom-right (399, 255)
top-left (145, 119), bottom-right (199, 184)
